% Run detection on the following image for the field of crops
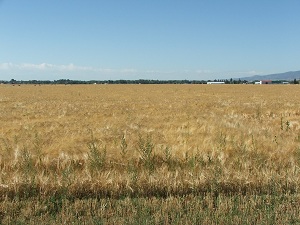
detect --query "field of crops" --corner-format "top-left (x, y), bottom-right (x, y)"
top-left (0, 84), bottom-right (300, 224)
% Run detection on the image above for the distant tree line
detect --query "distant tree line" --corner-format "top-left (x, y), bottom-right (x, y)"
top-left (2, 79), bottom-right (207, 85)
top-left (0, 78), bottom-right (296, 85)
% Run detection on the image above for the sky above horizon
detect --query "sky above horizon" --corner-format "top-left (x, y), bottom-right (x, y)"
top-left (1, 0), bottom-right (300, 81)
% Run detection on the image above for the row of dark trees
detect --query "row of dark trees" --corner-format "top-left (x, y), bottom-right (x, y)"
top-left (2, 78), bottom-right (253, 85)
top-left (2, 77), bottom-right (299, 85)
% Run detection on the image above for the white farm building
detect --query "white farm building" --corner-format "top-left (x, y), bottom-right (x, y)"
top-left (207, 82), bottom-right (225, 84)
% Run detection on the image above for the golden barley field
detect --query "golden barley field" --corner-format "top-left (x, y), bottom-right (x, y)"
top-left (0, 84), bottom-right (300, 224)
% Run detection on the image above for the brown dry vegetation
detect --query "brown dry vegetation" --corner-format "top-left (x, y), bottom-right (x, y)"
top-left (0, 84), bottom-right (300, 223)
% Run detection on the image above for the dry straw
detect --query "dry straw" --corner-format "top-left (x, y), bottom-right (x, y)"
top-left (0, 84), bottom-right (300, 223)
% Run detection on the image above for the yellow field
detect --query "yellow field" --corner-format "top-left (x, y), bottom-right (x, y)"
top-left (1, 84), bottom-right (300, 193)
top-left (0, 84), bottom-right (300, 223)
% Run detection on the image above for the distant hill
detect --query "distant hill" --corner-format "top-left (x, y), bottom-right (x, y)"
top-left (239, 70), bottom-right (300, 81)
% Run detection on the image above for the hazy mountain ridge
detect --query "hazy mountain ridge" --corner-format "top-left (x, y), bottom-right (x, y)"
top-left (239, 71), bottom-right (300, 81)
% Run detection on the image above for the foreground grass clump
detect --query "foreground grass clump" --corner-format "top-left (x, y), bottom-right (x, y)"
top-left (0, 84), bottom-right (300, 223)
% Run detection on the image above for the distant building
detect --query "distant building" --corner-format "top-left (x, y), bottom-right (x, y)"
top-left (207, 82), bottom-right (225, 84)
top-left (261, 80), bottom-right (272, 84)
top-left (254, 80), bottom-right (272, 84)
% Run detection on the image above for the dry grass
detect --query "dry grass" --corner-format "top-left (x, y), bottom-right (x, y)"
top-left (1, 194), bottom-right (300, 224)
top-left (0, 84), bottom-right (300, 223)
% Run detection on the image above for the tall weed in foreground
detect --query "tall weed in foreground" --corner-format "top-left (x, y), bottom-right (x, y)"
top-left (19, 146), bottom-right (36, 178)
top-left (87, 130), bottom-right (107, 172)
top-left (15, 146), bottom-right (39, 198)
top-left (136, 134), bottom-right (155, 173)
top-left (162, 145), bottom-right (176, 170)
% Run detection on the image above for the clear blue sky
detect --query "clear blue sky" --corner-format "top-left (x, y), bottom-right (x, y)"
top-left (1, 0), bottom-right (300, 80)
